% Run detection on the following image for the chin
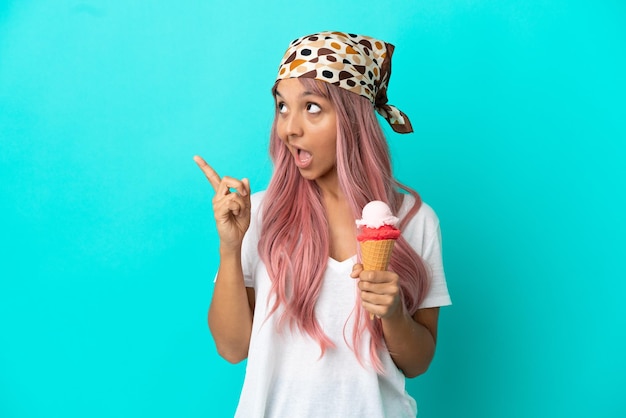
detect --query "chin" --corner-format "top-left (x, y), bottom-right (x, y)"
top-left (297, 169), bottom-right (317, 181)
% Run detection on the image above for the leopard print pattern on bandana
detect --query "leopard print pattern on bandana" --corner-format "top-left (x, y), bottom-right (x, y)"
top-left (276, 31), bottom-right (413, 134)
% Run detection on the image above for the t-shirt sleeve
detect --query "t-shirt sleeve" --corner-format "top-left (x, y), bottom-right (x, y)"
top-left (241, 224), bottom-right (257, 288)
top-left (419, 221), bottom-right (452, 308)
top-left (402, 200), bottom-right (452, 309)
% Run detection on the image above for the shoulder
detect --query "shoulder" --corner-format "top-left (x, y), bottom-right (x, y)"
top-left (248, 190), bottom-right (267, 226)
top-left (399, 194), bottom-right (440, 229)
top-left (241, 191), bottom-right (267, 256)
top-left (398, 194), bottom-right (442, 253)
top-left (250, 190), bottom-right (266, 210)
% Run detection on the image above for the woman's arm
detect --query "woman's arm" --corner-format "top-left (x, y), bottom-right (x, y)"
top-left (208, 248), bottom-right (255, 364)
top-left (194, 155), bottom-right (254, 364)
top-left (380, 305), bottom-right (439, 378)
top-left (351, 265), bottom-right (439, 377)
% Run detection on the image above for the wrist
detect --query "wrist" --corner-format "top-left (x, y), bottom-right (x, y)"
top-left (381, 300), bottom-right (411, 325)
top-left (219, 244), bottom-right (242, 258)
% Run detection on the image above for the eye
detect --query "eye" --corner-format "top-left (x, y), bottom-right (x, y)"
top-left (277, 102), bottom-right (287, 114)
top-left (307, 103), bottom-right (321, 114)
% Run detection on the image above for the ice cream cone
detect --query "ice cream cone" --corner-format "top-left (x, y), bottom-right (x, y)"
top-left (360, 239), bottom-right (396, 320)
top-left (356, 201), bottom-right (401, 320)
top-left (360, 239), bottom-right (395, 271)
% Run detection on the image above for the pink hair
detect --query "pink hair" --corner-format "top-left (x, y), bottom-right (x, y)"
top-left (258, 78), bottom-right (430, 371)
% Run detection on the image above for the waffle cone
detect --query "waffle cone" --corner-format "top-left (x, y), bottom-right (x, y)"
top-left (360, 239), bottom-right (396, 271)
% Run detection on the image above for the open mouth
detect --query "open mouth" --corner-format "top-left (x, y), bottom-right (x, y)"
top-left (292, 147), bottom-right (313, 169)
top-left (294, 147), bottom-right (313, 168)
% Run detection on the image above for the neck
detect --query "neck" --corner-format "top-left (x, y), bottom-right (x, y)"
top-left (316, 169), bottom-right (343, 202)
top-left (318, 171), bottom-right (357, 262)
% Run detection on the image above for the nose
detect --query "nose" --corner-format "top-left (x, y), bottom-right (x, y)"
top-left (282, 111), bottom-right (303, 139)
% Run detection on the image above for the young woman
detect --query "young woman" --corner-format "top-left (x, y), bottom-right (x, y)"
top-left (195, 31), bottom-right (451, 417)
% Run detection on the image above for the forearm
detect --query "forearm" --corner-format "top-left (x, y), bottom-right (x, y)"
top-left (208, 247), bottom-right (253, 363)
top-left (381, 308), bottom-right (436, 378)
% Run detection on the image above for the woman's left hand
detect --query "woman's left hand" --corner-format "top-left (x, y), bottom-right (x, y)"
top-left (351, 264), bottom-right (402, 319)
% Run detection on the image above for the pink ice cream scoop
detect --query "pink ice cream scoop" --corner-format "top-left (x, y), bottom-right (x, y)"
top-left (356, 201), bottom-right (401, 241)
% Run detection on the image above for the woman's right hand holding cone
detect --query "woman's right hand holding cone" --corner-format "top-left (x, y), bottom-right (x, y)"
top-left (194, 155), bottom-right (251, 252)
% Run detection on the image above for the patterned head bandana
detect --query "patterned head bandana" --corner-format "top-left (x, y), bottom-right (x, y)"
top-left (276, 31), bottom-right (413, 134)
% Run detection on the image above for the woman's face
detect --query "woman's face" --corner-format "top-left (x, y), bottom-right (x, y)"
top-left (275, 78), bottom-right (338, 185)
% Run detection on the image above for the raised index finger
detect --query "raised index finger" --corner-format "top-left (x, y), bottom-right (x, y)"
top-left (193, 155), bottom-right (221, 191)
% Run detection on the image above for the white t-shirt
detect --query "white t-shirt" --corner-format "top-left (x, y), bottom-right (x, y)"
top-left (230, 191), bottom-right (451, 417)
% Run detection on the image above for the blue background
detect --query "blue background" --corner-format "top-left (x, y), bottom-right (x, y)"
top-left (1, 1), bottom-right (625, 417)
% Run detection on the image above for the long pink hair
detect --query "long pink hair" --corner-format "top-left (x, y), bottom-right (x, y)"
top-left (258, 78), bottom-right (430, 371)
